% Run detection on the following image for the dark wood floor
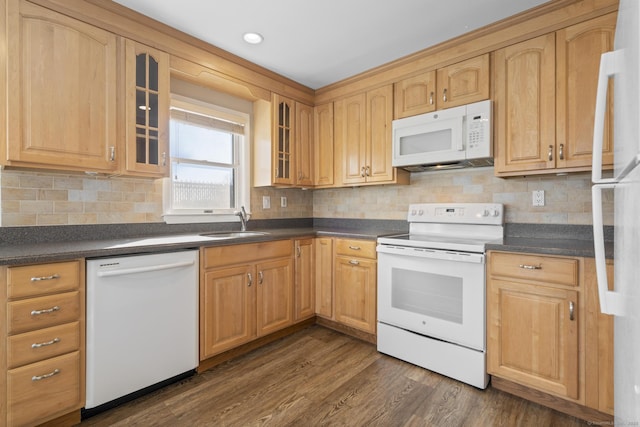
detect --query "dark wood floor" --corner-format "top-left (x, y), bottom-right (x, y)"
top-left (79, 325), bottom-right (588, 426)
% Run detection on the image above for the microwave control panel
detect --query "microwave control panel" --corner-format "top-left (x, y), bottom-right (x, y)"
top-left (465, 100), bottom-right (492, 158)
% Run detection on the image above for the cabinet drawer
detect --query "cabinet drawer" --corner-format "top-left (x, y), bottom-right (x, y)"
top-left (7, 351), bottom-right (82, 427)
top-left (335, 239), bottom-right (377, 259)
top-left (203, 240), bottom-right (292, 269)
top-left (7, 291), bottom-right (80, 335)
top-left (8, 260), bottom-right (80, 299)
top-left (7, 321), bottom-right (80, 369)
top-left (489, 252), bottom-right (579, 287)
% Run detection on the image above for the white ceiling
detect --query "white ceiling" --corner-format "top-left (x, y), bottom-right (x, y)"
top-left (113, 0), bottom-right (550, 90)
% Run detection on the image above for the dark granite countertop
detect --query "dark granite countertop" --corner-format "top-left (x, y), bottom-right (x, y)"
top-left (0, 220), bottom-right (612, 265)
top-left (486, 223), bottom-right (614, 259)
top-left (0, 221), bottom-right (403, 266)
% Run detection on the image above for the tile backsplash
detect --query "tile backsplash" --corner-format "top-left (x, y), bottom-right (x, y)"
top-left (0, 167), bottom-right (612, 226)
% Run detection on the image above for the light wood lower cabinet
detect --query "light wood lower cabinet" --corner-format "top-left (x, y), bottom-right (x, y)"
top-left (487, 251), bottom-right (613, 420)
top-left (294, 239), bottom-right (315, 321)
top-left (1, 260), bottom-right (85, 427)
top-left (200, 241), bottom-right (294, 360)
top-left (320, 238), bottom-right (377, 335)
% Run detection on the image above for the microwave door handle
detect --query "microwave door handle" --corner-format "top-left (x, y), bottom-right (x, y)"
top-left (592, 50), bottom-right (619, 184)
top-left (455, 117), bottom-right (464, 151)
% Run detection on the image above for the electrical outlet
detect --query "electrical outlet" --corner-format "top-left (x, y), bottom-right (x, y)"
top-left (281, 196), bottom-right (287, 208)
top-left (262, 196), bottom-right (270, 209)
top-left (532, 190), bottom-right (545, 207)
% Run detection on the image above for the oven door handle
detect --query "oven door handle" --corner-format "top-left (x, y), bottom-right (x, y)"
top-left (376, 245), bottom-right (484, 263)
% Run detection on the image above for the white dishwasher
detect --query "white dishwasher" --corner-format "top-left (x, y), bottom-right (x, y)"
top-left (85, 250), bottom-right (199, 414)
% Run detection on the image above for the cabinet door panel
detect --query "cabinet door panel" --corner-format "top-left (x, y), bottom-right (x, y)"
top-left (200, 266), bottom-right (255, 358)
top-left (556, 14), bottom-right (616, 169)
top-left (366, 85), bottom-right (394, 183)
top-left (272, 94), bottom-right (295, 185)
top-left (494, 34), bottom-right (556, 174)
top-left (315, 238), bottom-right (334, 319)
top-left (7, 0), bottom-right (117, 172)
top-left (336, 93), bottom-right (367, 185)
top-left (394, 71), bottom-right (436, 118)
top-left (313, 103), bottom-right (335, 187)
top-left (125, 40), bottom-right (170, 176)
top-left (436, 54), bottom-right (489, 109)
top-left (257, 258), bottom-right (293, 336)
top-left (294, 239), bottom-right (315, 321)
top-left (488, 279), bottom-right (579, 399)
top-left (334, 256), bottom-right (376, 334)
top-left (295, 103), bottom-right (314, 187)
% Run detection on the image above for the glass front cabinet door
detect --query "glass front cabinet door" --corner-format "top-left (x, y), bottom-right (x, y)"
top-left (125, 40), bottom-right (170, 176)
top-left (272, 94), bottom-right (295, 185)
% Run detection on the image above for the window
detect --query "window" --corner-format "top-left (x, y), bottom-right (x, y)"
top-left (163, 95), bottom-right (250, 223)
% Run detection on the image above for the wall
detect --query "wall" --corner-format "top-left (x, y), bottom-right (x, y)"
top-left (0, 167), bottom-right (613, 227)
top-left (312, 168), bottom-right (614, 225)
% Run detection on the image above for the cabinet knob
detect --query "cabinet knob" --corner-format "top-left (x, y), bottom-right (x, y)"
top-left (247, 273), bottom-right (253, 287)
top-left (442, 88), bottom-right (448, 102)
top-left (30, 306), bottom-right (60, 316)
top-left (162, 152), bottom-right (167, 166)
top-left (365, 165), bottom-right (371, 177)
top-left (360, 166), bottom-right (366, 177)
top-left (30, 274), bottom-right (60, 282)
top-left (109, 146), bottom-right (116, 162)
top-left (559, 144), bottom-right (564, 160)
top-left (258, 271), bottom-right (264, 284)
top-left (548, 145), bottom-right (553, 161)
top-left (349, 260), bottom-right (360, 266)
top-left (32, 369), bottom-right (60, 382)
top-left (519, 264), bottom-right (542, 270)
top-left (32, 337), bottom-right (61, 349)
top-left (429, 91), bottom-right (434, 105)
top-left (296, 246), bottom-right (301, 257)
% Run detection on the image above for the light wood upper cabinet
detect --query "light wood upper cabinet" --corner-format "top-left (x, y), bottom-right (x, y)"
top-left (494, 14), bottom-right (616, 176)
top-left (336, 85), bottom-right (408, 186)
top-left (124, 39), bottom-right (170, 177)
top-left (556, 13), bottom-right (616, 170)
top-left (295, 102), bottom-right (314, 187)
top-left (394, 54), bottom-right (489, 118)
top-left (272, 93), bottom-right (296, 185)
top-left (313, 102), bottom-right (335, 187)
top-left (494, 33), bottom-right (556, 175)
top-left (5, 0), bottom-right (118, 172)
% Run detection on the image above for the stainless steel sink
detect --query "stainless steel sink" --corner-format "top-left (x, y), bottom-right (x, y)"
top-left (199, 231), bottom-right (269, 239)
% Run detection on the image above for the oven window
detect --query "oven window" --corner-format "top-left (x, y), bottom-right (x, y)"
top-left (391, 268), bottom-right (463, 324)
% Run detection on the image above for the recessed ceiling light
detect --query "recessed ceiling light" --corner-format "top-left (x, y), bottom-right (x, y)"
top-left (243, 32), bottom-right (263, 44)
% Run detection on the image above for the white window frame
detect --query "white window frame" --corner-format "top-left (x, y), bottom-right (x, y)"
top-left (162, 94), bottom-right (251, 224)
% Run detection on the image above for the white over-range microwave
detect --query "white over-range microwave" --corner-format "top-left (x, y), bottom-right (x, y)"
top-left (392, 99), bottom-right (492, 172)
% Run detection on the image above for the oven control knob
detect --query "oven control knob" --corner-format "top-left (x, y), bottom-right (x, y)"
top-left (418, 209), bottom-right (424, 216)
top-left (491, 209), bottom-right (500, 217)
top-left (480, 209), bottom-right (489, 217)
top-left (411, 209), bottom-right (417, 216)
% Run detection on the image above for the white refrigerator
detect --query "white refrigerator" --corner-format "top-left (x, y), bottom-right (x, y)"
top-left (592, 0), bottom-right (640, 423)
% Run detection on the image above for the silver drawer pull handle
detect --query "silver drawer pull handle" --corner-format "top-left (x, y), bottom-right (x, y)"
top-left (349, 260), bottom-right (360, 265)
top-left (247, 273), bottom-right (253, 287)
top-left (32, 369), bottom-right (60, 382)
top-left (30, 274), bottom-right (60, 282)
top-left (348, 246), bottom-right (361, 250)
top-left (569, 301), bottom-right (575, 321)
top-left (519, 264), bottom-right (542, 270)
top-left (32, 337), bottom-right (61, 349)
top-left (258, 271), bottom-right (264, 284)
top-left (31, 306), bottom-right (60, 316)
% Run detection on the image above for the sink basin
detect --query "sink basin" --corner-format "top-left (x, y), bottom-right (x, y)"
top-left (200, 231), bottom-right (269, 239)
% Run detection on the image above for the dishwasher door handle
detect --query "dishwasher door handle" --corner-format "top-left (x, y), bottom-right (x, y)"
top-left (96, 260), bottom-right (195, 278)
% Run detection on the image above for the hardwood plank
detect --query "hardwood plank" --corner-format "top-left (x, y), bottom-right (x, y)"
top-left (80, 326), bottom-right (592, 427)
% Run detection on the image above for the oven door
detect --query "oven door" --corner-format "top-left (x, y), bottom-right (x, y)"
top-left (377, 244), bottom-right (486, 351)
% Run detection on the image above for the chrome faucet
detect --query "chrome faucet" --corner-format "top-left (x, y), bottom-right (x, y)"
top-left (235, 206), bottom-right (248, 231)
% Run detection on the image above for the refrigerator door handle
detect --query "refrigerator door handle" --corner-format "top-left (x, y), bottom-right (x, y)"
top-left (592, 50), bottom-right (621, 185)
top-left (592, 184), bottom-right (625, 316)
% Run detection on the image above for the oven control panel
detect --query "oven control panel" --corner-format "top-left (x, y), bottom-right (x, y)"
top-left (407, 203), bottom-right (503, 225)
